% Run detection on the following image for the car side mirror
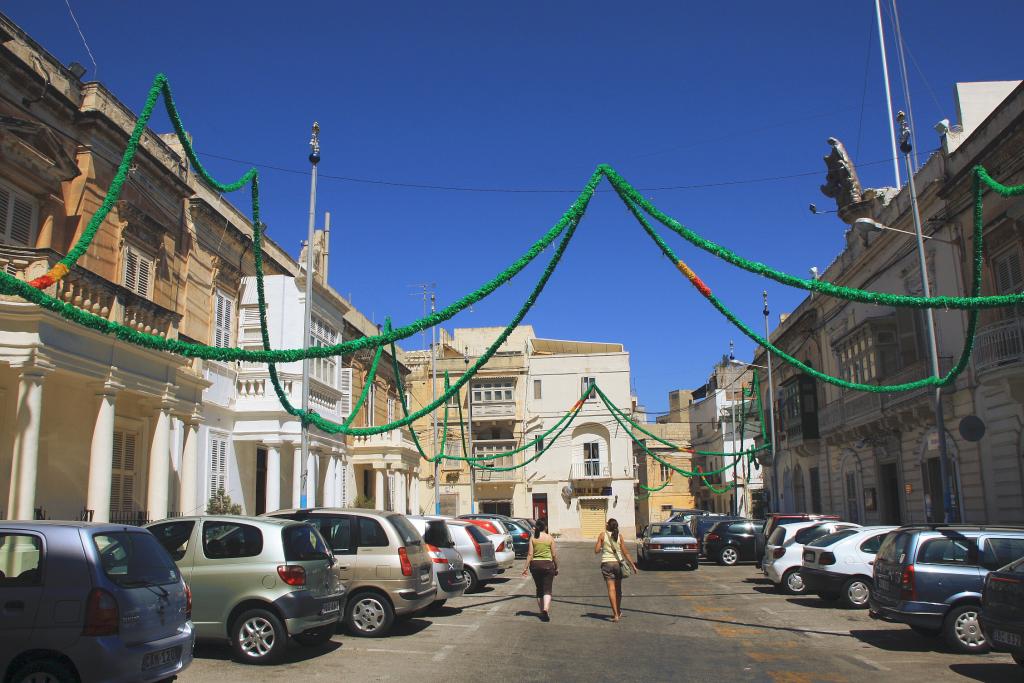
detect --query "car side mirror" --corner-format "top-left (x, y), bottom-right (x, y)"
top-left (868, 560), bottom-right (874, 566)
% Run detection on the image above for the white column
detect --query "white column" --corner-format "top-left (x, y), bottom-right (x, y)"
top-left (292, 444), bottom-right (302, 507)
top-left (323, 457), bottom-right (336, 507)
top-left (306, 451), bottom-right (318, 507)
top-left (86, 384), bottom-right (120, 522)
top-left (8, 366), bottom-right (50, 520)
top-left (374, 468), bottom-right (385, 511)
top-left (411, 472), bottom-right (420, 514)
top-left (178, 415), bottom-right (201, 516)
top-left (265, 443), bottom-right (281, 512)
top-left (400, 471), bottom-right (409, 514)
top-left (146, 401), bottom-right (172, 521)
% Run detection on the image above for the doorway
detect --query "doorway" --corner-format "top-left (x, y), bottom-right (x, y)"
top-left (255, 447), bottom-right (267, 515)
top-left (481, 500), bottom-right (512, 516)
top-left (532, 494), bottom-right (548, 522)
top-left (880, 462), bottom-right (902, 524)
top-left (923, 457), bottom-right (945, 523)
top-left (440, 494), bottom-right (458, 517)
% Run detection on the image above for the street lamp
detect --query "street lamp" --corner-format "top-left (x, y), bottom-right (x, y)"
top-left (853, 217), bottom-right (955, 245)
top-left (728, 358), bottom-right (767, 519)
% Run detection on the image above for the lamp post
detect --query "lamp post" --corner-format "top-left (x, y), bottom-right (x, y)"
top-left (901, 112), bottom-right (956, 522)
top-left (729, 357), bottom-right (767, 519)
top-left (300, 122), bottom-right (320, 509)
top-left (466, 347), bottom-right (475, 514)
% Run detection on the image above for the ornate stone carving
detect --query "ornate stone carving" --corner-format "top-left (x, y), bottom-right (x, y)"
top-left (820, 137), bottom-right (863, 211)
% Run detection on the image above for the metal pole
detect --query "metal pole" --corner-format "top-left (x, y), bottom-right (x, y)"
top-left (300, 122), bottom-right (320, 509)
top-left (875, 0), bottom-right (902, 187)
top-left (467, 352), bottom-right (475, 514)
top-left (431, 293), bottom-right (439, 514)
top-left (898, 111), bottom-right (956, 523)
top-left (730, 391), bottom-right (738, 517)
top-left (763, 291), bottom-right (779, 514)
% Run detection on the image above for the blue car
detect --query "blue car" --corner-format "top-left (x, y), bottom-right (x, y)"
top-left (870, 525), bottom-right (1024, 654)
top-left (0, 521), bottom-right (194, 683)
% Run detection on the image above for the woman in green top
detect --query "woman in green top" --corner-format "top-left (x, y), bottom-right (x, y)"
top-left (522, 519), bottom-right (557, 621)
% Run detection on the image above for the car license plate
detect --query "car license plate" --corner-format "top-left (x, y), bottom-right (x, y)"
top-left (142, 646), bottom-right (180, 671)
top-left (420, 571), bottom-right (430, 582)
top-left (993, 629), bottom-right (1022, 647)
top-left (320, 600), bottom-right (340, 616)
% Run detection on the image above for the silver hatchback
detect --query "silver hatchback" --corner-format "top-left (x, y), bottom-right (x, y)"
top-left (445, 519), bottom-right (502, 593)
top-left (408, 516), bottom-right (467, 606)
top-left (0, 521), bottom-right (193, 683)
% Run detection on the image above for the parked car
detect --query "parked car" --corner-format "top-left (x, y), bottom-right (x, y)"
top-left (690, 514), bottom-right (743, 555)
top-left (637, 522), bottom-right (699, 569)
top-left (800, 526), bottom-right (896, 608)
top-left (761, 513), bottom-right (840, 549)
top-left (703, 519), bottom-right (765, 566)
top-left (870, 525), bottom-right (1024, 654)
top-left (761, 518), bottom-right (841, 572)
top-left (147, 515), bottom-right (340, 663)
top-left (764, 521), bottom-right (861, 594)
top-left (446, 519), bottom-right (504, 592)
top-left (0, 521), bottom-right (193, 683)
top-left (514, 518), bottom-right (536, 533)
top-left (264, 508), bottom-right (435, 638)
top-left (460, 517), bottom-right (516, 569)
top-left (980, 554), bottom-right (1024, 667)
top-left (407, 516), bottom-right (467, 607)
top-left (461, 514), bottom-right (532, 558)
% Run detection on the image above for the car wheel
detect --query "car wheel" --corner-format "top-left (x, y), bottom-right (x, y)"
top-left (344, 591), bottom-right (395, 638)
top-left (840, 577), bottom-right (872, 609)
top-left (464, 568), bottom-right (481, 593)
top-left (687, 561), bottom-right (699, 571)
top-left (293, 627), bottom-right (335, 647)
top-left (717, 547), bottom-right (739, 566)
top-left (943, 604), bottom-right (989, 654)
top-left (231, 608), bottom-right (288, 664)
top-left (781, 568), bottom-right (806, 595)
top-left (10, 659), bottom-right (77, 683)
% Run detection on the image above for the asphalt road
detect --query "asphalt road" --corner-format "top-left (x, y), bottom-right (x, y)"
top-left (181, 542), bottom-right (1021, 682)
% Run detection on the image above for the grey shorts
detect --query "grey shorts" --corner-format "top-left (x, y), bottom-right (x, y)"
top-left (601, 561), bottom-right (622, 580)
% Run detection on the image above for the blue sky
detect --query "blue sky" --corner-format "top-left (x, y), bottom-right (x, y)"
top-left (7, 1), bottom-right (1024, 413)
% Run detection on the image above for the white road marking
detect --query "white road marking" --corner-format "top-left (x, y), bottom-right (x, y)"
top-left (427, 622), bottom-right (479, 628)
top-left (488, 602), bottom-right (504, 614)
top-left (432, 645), bottom-right (456, 662)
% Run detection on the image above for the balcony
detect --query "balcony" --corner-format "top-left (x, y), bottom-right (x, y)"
top-left (975, 317), bottom-right (1024, 378)
top-left (881, 357), bottom-right (953, 411)
top-left (472, 401), bottom-right (516, 419)
top-left (475, 466), bottom-right (517, 482)
top-left (570, 461), bottom-right (611, 480)
top-left (0, 245), bottom-right (180, 338)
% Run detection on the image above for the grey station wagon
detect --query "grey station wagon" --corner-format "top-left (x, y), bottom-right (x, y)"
top-left (147, 515), bottom-right (344, 663)
top-left (0, 521), bottom-right (193, 683)
top-left (870, 525), bottom-right (1024, 653)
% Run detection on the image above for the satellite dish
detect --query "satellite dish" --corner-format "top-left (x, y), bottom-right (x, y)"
top-left (959, 415), bottom-right (986, 442)
top-left (561, 485), bottom-right (574, 498)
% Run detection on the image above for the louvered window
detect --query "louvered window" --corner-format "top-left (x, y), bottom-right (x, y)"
top-left (0, 181), bottom-right (36, 247)
top-left (110, 430), bottom-right (138, 518)
top-left (123, 245), bottom-right (153, 298)
top-left (339, 367), bottom-right (353, 417)
top-left (994, 248), bottom-right (1024, 295)
top-left (365, 382), bottom-right (376, 427)
top-left (387, 396), bottom-right (395, 424)
top-left (309, 315), bottom-right (338, 386)
top-left (213, 290), bottom-right (234, 348)
top-left (209, 432), bottom-right (229, 498)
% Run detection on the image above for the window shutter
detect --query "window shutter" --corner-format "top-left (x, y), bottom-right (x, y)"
top-left (124, 249), bottom-right (139, 293)
top-left (110, 430), bottom-right (138, 517)
top-left (110, 431), bottom-right (123, 515)
top-left (995, 250), bottom-right (1024, 294)
top-left (339, 368), bottom-right (353, 416)
top-left (214, 291), bottom-right (234, 348)
top-left (10, 195), bottom-right (33, 246)
top-left (0, 186), bottom-right (9, 240)
top-left (209, 433), bottom-right (229, 497)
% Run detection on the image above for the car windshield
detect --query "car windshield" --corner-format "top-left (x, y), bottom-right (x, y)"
top-left (282, 524), bottom-right (331, 561)
top-left (93, 531), bottom-right (180, 587)
top-left (810, 529), bottom-right (859, 548)
top-left (423, 521), bottom-right (454, 548)
top-left (650, 524), bottom-right (691, 537)
top-left (793, 525), bottom-right (832, 545)
top-left (768, 527), bottom-right (787, 545)
top-left (388, 515), bottom-right (422, 546)
top-left (465, 525), bottom-right (490, 544)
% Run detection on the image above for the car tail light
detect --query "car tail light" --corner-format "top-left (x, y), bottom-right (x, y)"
top-left (277, 565), bottom-right (306, 586)
top-left (772, 547), bottom-right (786, 560)
top-left (83, 588), bottom-right (118, 636)
top-left (496, 542), bottom-right (506, 552)
top-left (684, 544), bottom-right (697, 550)
top-left (705, 533), bottom-right (720, 542)
top-left (470, 532), bottom-right (483, 558)
top-left (819, 552), bottom-right (836, 566)
top-left (426, 543), bottom-right (447, 564)
top-left (398, 547), bottom-right (413, 576)
top-left (900, 565), bottom-right (916, 601)
top-left (520, 532), bottom-right (529, 540)
top-left (184, 583), bottom-right (192, 620)
top-left (650, 543), bottom-right (662, 550)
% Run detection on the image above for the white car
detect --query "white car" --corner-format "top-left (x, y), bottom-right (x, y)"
top-left (800, 525), bottom-right (897, 608)
top-left (464, 519), bottom-right (515, 571)
top-left (764, 521), bottom-right (861, 594)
